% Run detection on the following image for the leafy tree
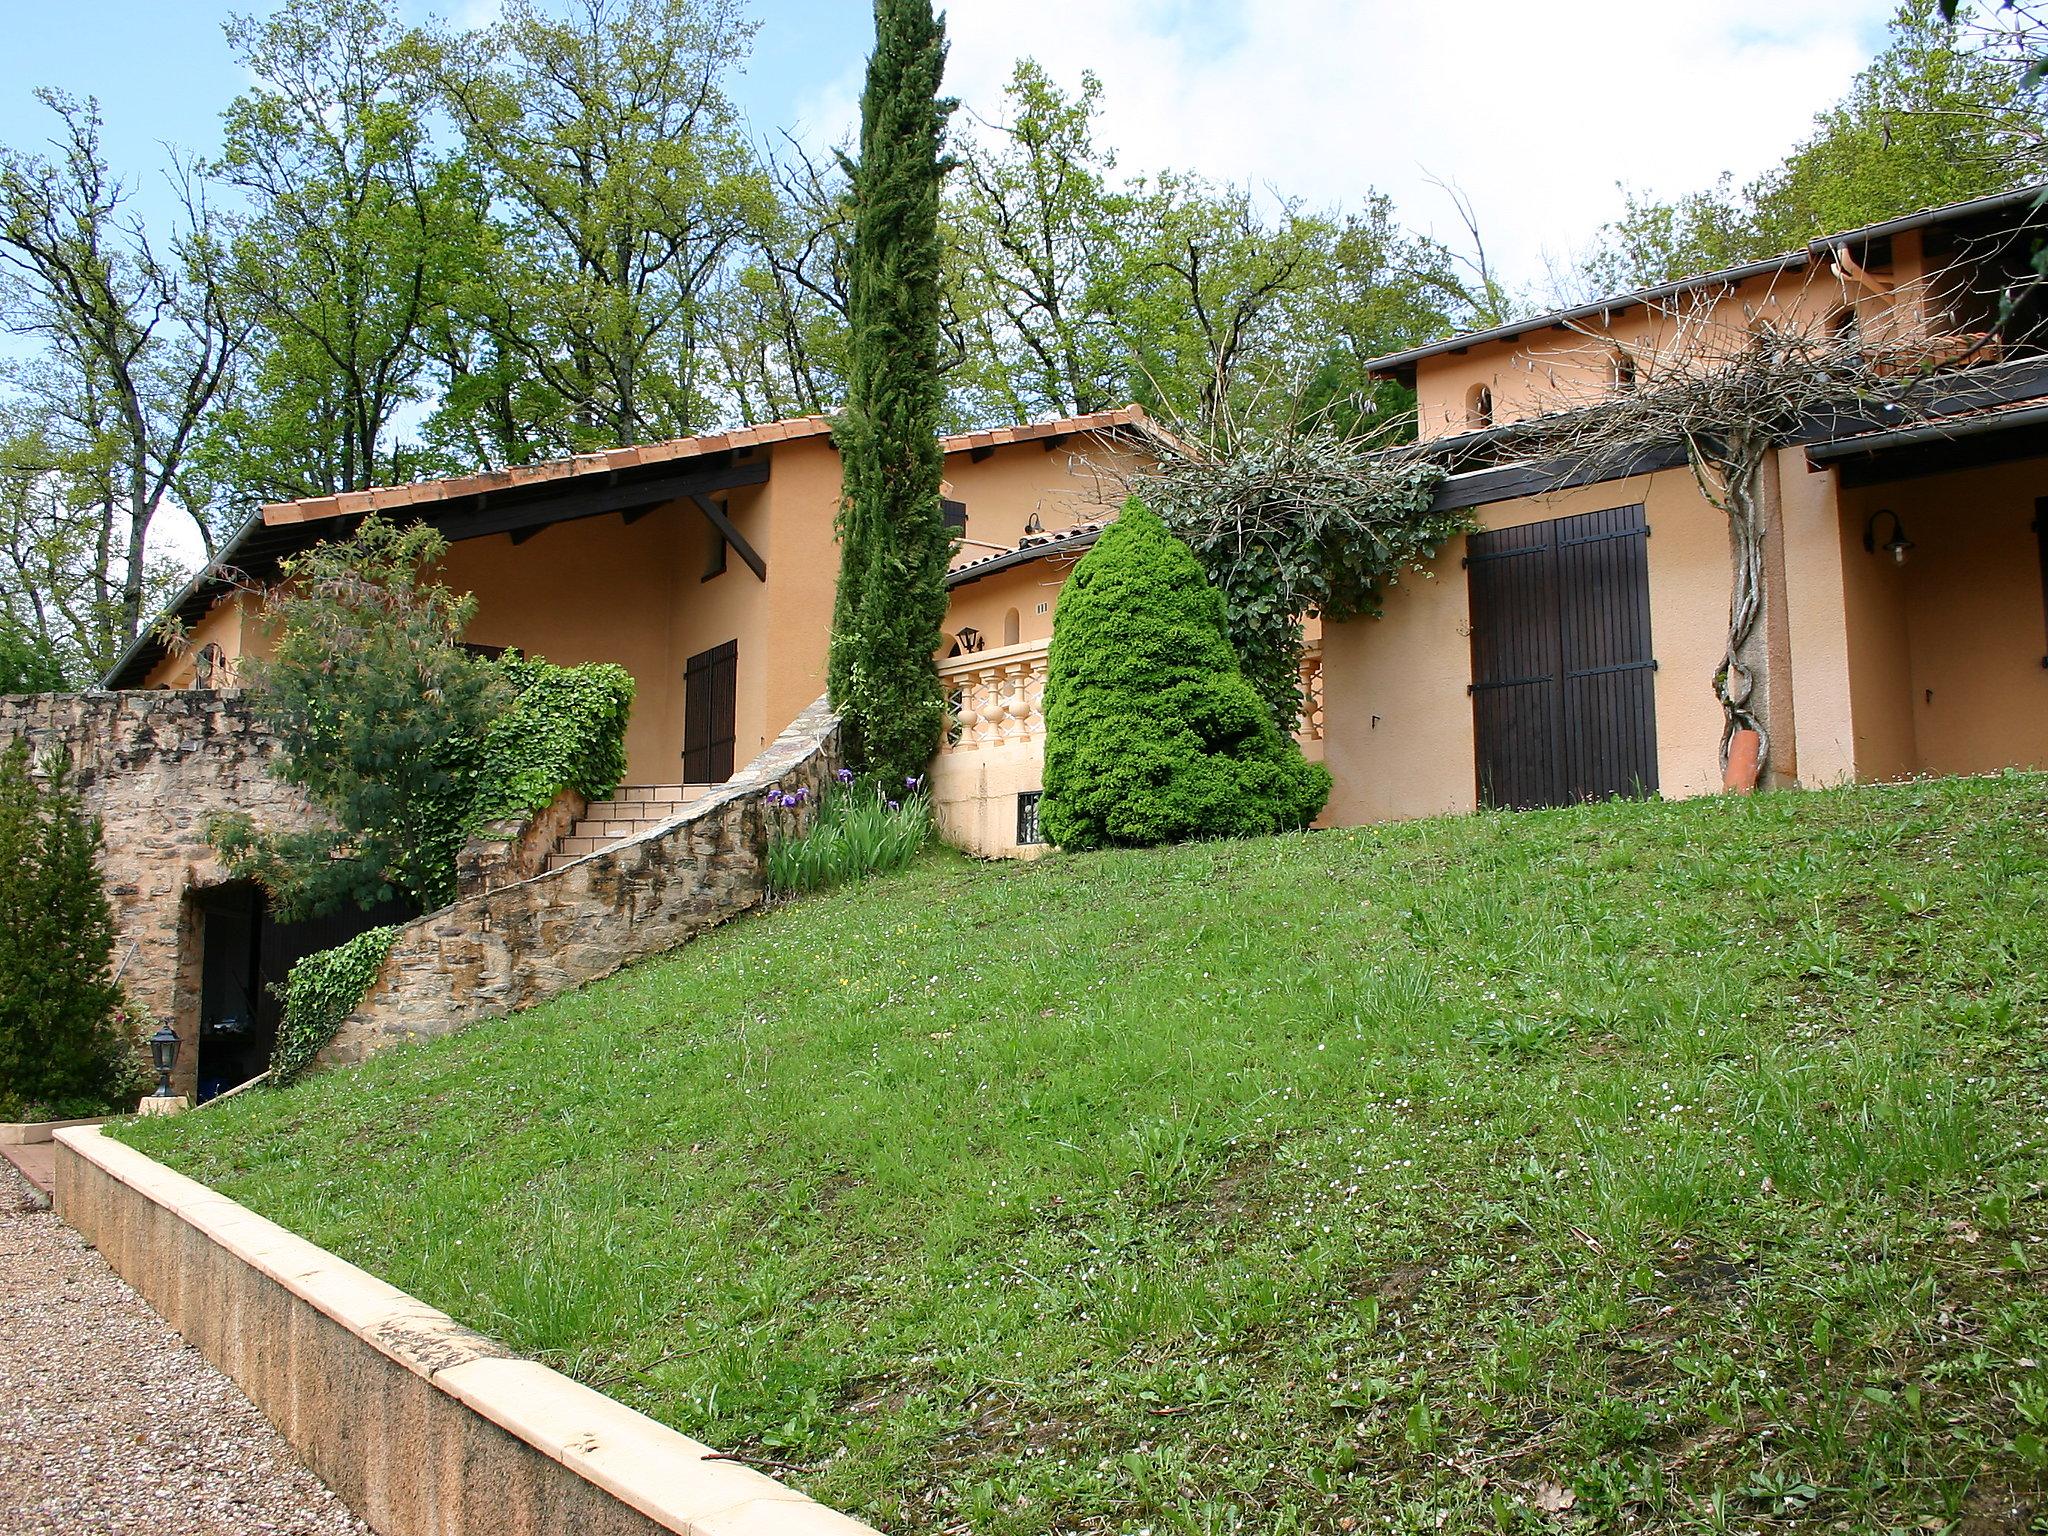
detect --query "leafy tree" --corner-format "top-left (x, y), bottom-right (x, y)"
top-left (827, 0), bottom-right (955, 785)
top-left (0, 91), bottom-right (241, 651)
top-left (1575, 2), bottom-right (2045, 295)
top-left (0, 741), bottom-right (138, 1116)
top-left (212, 517), bottom-right (510, 917)
top-left (1041, 498), bottom-right (1329, 850)
top-left (948, 61), bottom-right (1132, 421)
top-left (198, 0), bottom-right (475, 506)
top-left (710, 139), bottom-right (858, 422)
top-left (418, 0), bottom-right (774, 459)
top-left (1144, 422), bottom-right (1460, 728)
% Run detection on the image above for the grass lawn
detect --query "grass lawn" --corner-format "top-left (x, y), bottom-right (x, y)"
top-left (123, 775), bottom-right (2048, 1535)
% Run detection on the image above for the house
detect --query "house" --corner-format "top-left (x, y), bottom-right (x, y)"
top-left (59, 408), bottom-right (1165, 1092)
top-left (110, 406), bottom-right (1169, 801)
top-left (1313, 183), bottom-right (2048, 822)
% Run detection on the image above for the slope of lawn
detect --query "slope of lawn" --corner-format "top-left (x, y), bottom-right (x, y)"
top-left (123, 774), bottom-right (2048, 1535)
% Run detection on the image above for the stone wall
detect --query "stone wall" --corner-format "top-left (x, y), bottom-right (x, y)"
top-left (325, 697), bottom-right (842, 1067)
top-left (0, 691), bottom-right (321, 1098)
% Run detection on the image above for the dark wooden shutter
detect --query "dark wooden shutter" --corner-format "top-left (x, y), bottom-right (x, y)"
top-left (1467, 523), bottom-right (1564, 810)
top-left (1467, 505), bottom-right (1656, 809)
top-left (683, 640), bottom-right (738, 783)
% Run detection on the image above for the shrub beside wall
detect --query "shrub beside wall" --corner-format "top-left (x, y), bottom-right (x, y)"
top-left (1041, 499), bottom-right (1330, 850)
top-left (468, 658), bottom-right (636, 828)
top-left (270, 925), bottom-right (401, 1083)
top-left (0, 742), bottom-right (147, 1117)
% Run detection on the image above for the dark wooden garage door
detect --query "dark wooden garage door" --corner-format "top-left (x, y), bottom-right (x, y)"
top-left (682, 639), bottom-right (738, 783)
top-left (1466, 504), bottom-right (1658, 809)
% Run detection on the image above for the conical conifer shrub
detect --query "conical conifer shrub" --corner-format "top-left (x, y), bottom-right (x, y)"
top-left (1041, 498), bottom-right (1330, 849)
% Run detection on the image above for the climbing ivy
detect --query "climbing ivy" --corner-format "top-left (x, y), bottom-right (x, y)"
top-left (1142, 425), bottom-right (1464, 728)
top-left (468, 658), bottom-right (636, 829)
top-left (270, 924), bottom-right (399, 1083)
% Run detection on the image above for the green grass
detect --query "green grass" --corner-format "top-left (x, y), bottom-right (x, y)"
top-left (122, 774), bottom-right (2048, 1535)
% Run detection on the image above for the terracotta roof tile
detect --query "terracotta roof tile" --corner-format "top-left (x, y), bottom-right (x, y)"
top-left (259, 405), bottom-right (1181, 530)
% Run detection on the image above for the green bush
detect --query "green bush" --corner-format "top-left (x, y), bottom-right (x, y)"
top-left (1040, 498), bottom-right (1330, 850)
top-left (766, 772), bottom-right (933, 896)
top-left (216, 520), bottom-right (636, 917)
top-left (469, 657), bottom-right (636, 827)
top-left (0, 741), bottom-right (148, 1117)
top-left (214, 518), bottom-right (512, 918)
top-left (270, 924), bottom-right (400, 1083)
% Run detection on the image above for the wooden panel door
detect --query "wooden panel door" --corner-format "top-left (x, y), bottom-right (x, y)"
top-left (683, 639), bottom-right (738, 783)
top-left (1467, 505), bottom-right (1657, 809)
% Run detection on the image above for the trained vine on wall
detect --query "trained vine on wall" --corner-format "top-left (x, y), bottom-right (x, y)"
top-left (467, 657), bottom-right (636, 830)
top-left (1139, 423), bottom-right (1464, 728)
top-left (270, 924), bottom-right (399, 1083)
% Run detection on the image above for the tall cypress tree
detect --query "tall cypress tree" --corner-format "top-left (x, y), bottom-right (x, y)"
top-left (827, 0), bottom-right (955, 782)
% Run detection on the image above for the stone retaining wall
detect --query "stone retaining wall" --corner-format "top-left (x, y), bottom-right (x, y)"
top-left (54, 1125), bottom-right (878, 1536)
top-left (325, 697), bottom-right (842, 1067)
top-left (0, 691), bottom-right (321, 1098)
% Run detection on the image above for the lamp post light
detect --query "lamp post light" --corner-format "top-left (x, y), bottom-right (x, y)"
top-left (148, 1024), bottom-right (180, 1098)
top-left (1863, 508), bottom-right (1915, 566)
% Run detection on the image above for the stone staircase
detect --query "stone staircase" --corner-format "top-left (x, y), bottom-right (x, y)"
top-left (547, 784), bottom-right (714, 871)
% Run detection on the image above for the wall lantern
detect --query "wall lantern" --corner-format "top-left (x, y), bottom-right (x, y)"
top-left (955, 626), bottom-right (984, 654)
top-left (1023, 513), bottom-right (1043, 537)
top-left (148, 1024), bottom-right (180, 1098)
top-left (1863, 508), bottom-right (1915, 566)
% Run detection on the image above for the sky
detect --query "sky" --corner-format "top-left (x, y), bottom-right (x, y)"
top-left (1, 0), bottom-right (1901, 290)
top-left (0, 0), bottom-right (1899, 566)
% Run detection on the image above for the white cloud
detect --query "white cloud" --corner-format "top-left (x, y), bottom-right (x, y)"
top-left (907, 0), bottom-right (1893, 293)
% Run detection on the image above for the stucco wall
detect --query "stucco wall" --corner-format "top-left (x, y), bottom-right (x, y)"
top-left (946, 560), bottom-right (1072, 651)
top-left (1838, 459), bottom-right (2048, 779)
top-left (0, 691), bottom-right (320, 1097)
top-left (1321, 467), bottom-right (1732, 825)
top-left (1412, 232), bottom-right (1931, 440)
top-left (142, 593), bottom-right (267, 690)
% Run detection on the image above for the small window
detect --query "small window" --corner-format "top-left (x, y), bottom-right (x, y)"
top-left (1002, 608), bottom-right (1020, 646)
top-left (1016, 790), bottom-right (1043, 846)
top-left (702, 531), bottom-right (728, 581)
top-left (1611, 349), bottom-right (1637, 392)
top-left (1466, 383), bottom-right (1493, 430)
top-left (192, 642), bottom-right (227, 688)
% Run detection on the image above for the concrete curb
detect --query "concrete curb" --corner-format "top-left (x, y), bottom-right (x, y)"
top-left (53, 1125), bottom-right (881, 1536)
top-left (0, 1114), bottom-right (114, 1146)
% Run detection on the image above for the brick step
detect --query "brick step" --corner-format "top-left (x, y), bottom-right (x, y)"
top-left (543, 784), bottom-right (721, 872)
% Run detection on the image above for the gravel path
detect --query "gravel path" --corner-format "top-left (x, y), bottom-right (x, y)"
top-left (0, 1162), bottom-right (371, 1536)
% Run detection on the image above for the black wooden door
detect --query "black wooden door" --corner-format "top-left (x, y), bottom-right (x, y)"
top-left (683, 639), bottom-right (738, 783)
top-left (1467, 505), bottom-right (1657, 809)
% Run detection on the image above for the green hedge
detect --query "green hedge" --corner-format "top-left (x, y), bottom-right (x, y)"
top-left (467, 657), bottom-right (636, 830)
top-left (1041, 499), bottom-right (1330, 850)
top-left (271, 924), bottom-right (400, 1083)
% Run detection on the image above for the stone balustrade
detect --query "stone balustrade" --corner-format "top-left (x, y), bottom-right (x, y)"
top-left (939, 639), bottom-right (1049, 753)
top-left (1299, 646), bottom-right (1325, 744)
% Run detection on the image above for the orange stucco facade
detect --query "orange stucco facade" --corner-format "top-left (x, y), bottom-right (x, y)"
top-left (149, 424), bottom-right (1151, 791)
top-left (1331, 190), bottom-right (2048, 823)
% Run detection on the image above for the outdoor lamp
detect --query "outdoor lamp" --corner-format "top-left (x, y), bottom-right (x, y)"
top-left (1863, 508), bottom-right (1915, 566)
top-left (148, 1024), bottom-right (179, 1098)
top-left (956, 626), bottom-right (983, 653)
top-left (1023, 512), bottom-right (1043, 537)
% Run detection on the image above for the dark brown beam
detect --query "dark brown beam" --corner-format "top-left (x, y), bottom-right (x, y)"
top-left (690, 492), bottom-right (766, 581)
top-left (433, 458), bottom-right (768, 544)
top-left (1040, 433), bottom-right (1069, 451)
top-left (969, 445), bottom-right (996, 462)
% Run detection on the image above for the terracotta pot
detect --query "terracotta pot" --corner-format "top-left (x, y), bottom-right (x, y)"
top-left (1723, 728), bottom-right (1762, 794)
